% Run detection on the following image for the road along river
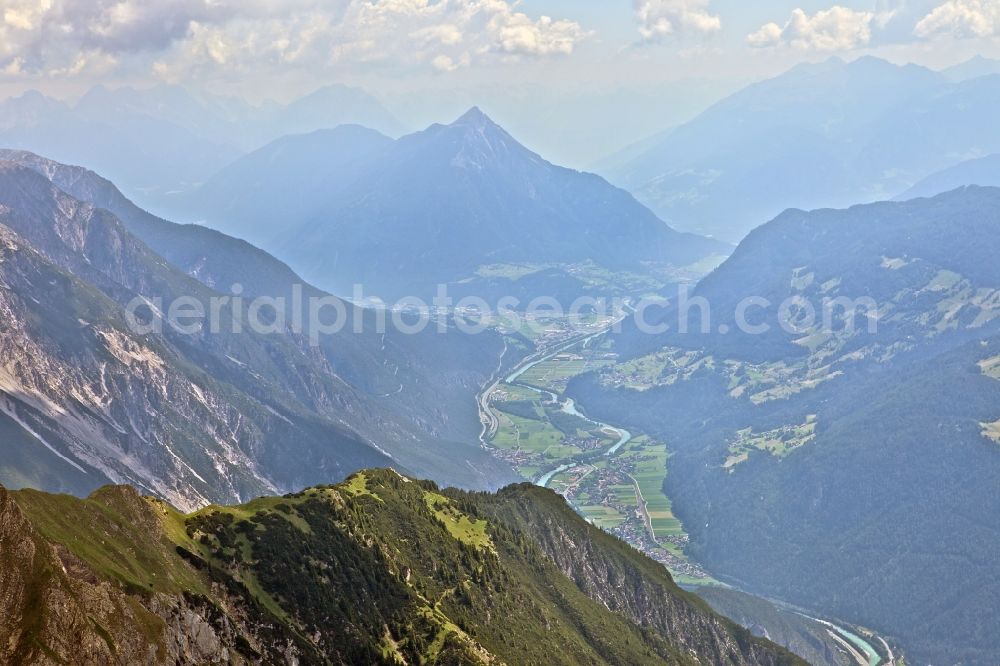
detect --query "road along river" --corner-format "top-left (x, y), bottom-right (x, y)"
top-left (479, 324), bottom-right (634, 487)
top-left (482, 318), bottom-right (897, 665)
top-left (797, 614), bottom-right (888, 666)
top-left (482, 319), bottom-right (897, 665)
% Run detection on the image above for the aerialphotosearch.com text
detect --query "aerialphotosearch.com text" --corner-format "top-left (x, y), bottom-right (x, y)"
top-left (124, 283), bottom-right (880, 345)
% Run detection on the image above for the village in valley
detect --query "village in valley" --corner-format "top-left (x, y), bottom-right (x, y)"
top-left (482, 320), bottom-right (714, 585)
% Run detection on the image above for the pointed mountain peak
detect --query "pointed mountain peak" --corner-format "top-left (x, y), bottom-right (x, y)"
top-left (439, 106), bottom-right (540, 166)
top-left (451, 106), bottom-right (497, 129)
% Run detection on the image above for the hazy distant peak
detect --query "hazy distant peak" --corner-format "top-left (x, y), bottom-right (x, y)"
top-left (847, 54), bottom-right (889, 68)
top-left (954, 54), bottom-right (997, 70)
top-left (429, 106), bottom-right (547, 172)
top-left (943, 54), bottom-right (1000, 82)
top-left (16, 89), bottom-right (49, 101)
top-left (786, 55), bottom-right (845, 76)
top-left (302, 123), bottom-right (392, 140)
top-left (0, 89), bottom-right (64, 113)
top-left (446, 107), bottom-right (520, 149)
top-left (786, 55), bottom-right (931, 81)
top-left (276, 83), bottom-right (407, 137)
top-left (299, 82), bottom-right (367, 99)
top-left (451, 106), bottom-right (495, 128)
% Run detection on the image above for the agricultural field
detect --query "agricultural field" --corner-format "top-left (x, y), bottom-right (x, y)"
top-left (601, 348), bottom-right (713, 391)
top-left (980, 419), bottom-right (1000, 444)
top-left (518, 355), bottom-right (615, 392)
top-left (578, 503), bottom-right (626, 530)
top-left (492, 411), bottom-right (580, 459)
top-left (724, 416), bottom-right (817, 470)
top-left (539, 436), bottom-right (711, 582)
top-left (485, 331), bottom-right (713, 582)
top-left (475, 262), bottom-right (550, 280)
top-left (563, 260), bottom-right (665, 293)
top-left (724, 360), bottom-right (842, 404)
top-left (980, 355), bottom-right (1000, 381)
top-left (625, 437), bottom-right (684, 539)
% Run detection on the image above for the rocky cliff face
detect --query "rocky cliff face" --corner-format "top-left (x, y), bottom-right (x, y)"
top-left (0, 484), bottom-right (322, 665)
top-left (1, 485), bottom-right (164, 665)
top-left (485, 485), bottom-right (796, 666)
top-left (574, 187), bottom-right (1000, 664)
top-left (0, 474), bottom-right (803, 666)
top-left (0, 152), bottom-right (518, 497)
top-left (0, 162), bottom-right (395, 510)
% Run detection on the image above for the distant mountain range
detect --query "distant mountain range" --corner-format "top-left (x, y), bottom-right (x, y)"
top-left (568, 187), bottom-right (1000, 665)
top-left (172, 107), bottom-right (729, 302)
top-left (601, 56), bottom-right (1000, 241)
top-left (941, 55), bottom-right (1000, 82)
top-left (0, 84), bottom-right (405, 206)
top-left (0, 471), bottom-right (800, 665)
top-left (0, 151), bottom-right (518, 509)
top-left (898, 153), bottom-right (1000, 200)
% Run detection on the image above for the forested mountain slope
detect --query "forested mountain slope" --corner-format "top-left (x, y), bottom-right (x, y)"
top-left (0, 472), bottom-right (801, 665)
top-left (568, 188), bottom-right (1000, 664)
top-left (179, 108), bottom-right (728, 301)
top-left (0, 149), bottom-right (516, 492)
top-left (604, 57), bottom-right (1000, 241)
top-left (0, 159), bottom-right (516, 508)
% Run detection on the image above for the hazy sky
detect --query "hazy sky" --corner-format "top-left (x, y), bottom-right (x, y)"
top-left (2, 1), bottom-right (999, 164)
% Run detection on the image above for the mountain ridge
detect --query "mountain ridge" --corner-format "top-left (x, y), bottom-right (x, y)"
top-left (0, 155), bottom-right (521, 507)
top-left (601, 56), bottom-right (1000, 241)
top-left (0, 83), bottom-right (405, 206)
top-left (566, 186), bottom-right (1000, 664)
top-left (0, 471), bottom-right (802, 665)
top-left (897, 155), bottom-right (1000, 200)
top-left (180, 107), bottom-right (729, 301)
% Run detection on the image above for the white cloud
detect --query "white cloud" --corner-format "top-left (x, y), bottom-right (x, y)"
top-left (633, 0), bottom-right (721, 41)
top-left (0, 0), bottom-right (588, 80)
top-left (491, 12), bottom-right (585, 56)
top-left (0, 0), bottom-right (237, 78)
top-left (914, 0), bottom-right (1000, 39)
top-left (747, 6), bottom-right (880, 51)
top-left (411, 24), bottom-right (465, 48)
top-left (432, 54), bottom-right (459, 71)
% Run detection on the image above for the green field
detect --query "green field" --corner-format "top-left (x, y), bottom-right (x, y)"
top-left (475, 262), bottom-right (550, 280)
top-left (493, 412), bottom-right (581, 459)
top-left (485, 333), bottom-right (707, 580)
top-left (548, 438), bottom-right (684, 542)
top-left (423, 490), bottom-right (495, 552)
top-left (610, 349), bottom-right (714, 391)
top-left (519, 357), bottom-right (614, 391)
top-left (579, 504), bottom-right (626, 530)
top-left (980, 355), bottom-right (1000, 381)
top-left (981, 419), bottom-right (1000, 444)
top-left (629, 441), bottom-right (683, 538)
top-left (724, 416), bottom-right (817, 469)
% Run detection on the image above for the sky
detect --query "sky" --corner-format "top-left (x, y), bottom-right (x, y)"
top-left (2, 0), bottom-right (1000, 164)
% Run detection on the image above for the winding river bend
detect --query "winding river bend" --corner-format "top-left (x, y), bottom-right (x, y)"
top-left (484, 322), bottom-right (896, 666)
top-left (483, 321), bottom-right (896, 666)
top-left (488, 327), bottom-right (633, 487)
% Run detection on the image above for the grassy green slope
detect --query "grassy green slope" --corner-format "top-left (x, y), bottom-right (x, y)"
top-left (8, 471), bottom-right (800, 665)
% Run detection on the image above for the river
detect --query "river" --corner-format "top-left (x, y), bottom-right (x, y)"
top-left (490, 327), bottom-right (633, 487)
top-left (487, 322), bottom-right (891, 665)
top-left (487, 320), bottom-right (892, 664)
top-left (804, 615), bottom-right (884, 666)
